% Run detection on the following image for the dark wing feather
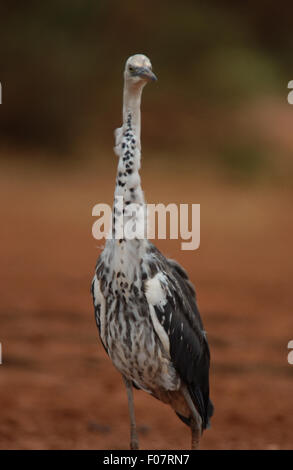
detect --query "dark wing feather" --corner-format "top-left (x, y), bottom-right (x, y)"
top-left (168, 259), bottom-right (213, 429)
top-left (144, 245), bottom-right (213, 429)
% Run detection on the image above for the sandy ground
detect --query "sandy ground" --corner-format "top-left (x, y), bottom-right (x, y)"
top-left (0, 159), bottom-right (292, 449)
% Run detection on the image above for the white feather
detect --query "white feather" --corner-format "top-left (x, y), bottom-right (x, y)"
top-left (145, 272), bottom-right (168, 307)
top-left (145, 273), bottom-right (171, 357)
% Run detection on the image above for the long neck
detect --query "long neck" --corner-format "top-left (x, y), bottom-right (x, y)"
top-left (122, 83), bottom-right (142, 145)
top-left (106, 80), bottom-right (148, 280)
top-left (114, 81), bottom-right (145, 203)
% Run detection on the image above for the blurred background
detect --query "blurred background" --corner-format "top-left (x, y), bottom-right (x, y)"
top-left (0, 0), bottom-right (292, 449)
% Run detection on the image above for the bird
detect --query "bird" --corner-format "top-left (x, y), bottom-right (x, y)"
top-left (91, 54), bottom-right (213, 450)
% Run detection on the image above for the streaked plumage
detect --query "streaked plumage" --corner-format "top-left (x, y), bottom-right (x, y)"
top-left (91, 54), bottom-right (213, 449)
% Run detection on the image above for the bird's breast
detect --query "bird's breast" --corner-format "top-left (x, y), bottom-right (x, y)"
top-left (104, 296), bottom-right (180, 393)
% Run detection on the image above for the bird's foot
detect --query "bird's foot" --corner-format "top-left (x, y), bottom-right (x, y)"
top-left (191, 437), bottom-right (200, 450)
top-left (130, 439), bottom-right (139, 450)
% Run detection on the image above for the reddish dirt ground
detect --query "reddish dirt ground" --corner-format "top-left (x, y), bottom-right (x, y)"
top-left (0, 160), bottom-right (292, 449)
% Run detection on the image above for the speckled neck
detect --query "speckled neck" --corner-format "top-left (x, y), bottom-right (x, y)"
top-left (122, 82), bottom-right (144, 145)
top-left (105, 80), bottom-right (148, 281)
top-left (114, 79), bottom-right (146, 202)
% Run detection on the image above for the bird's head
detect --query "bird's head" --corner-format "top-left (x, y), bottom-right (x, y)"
top-left (124, 54), bottom-right (157, 86)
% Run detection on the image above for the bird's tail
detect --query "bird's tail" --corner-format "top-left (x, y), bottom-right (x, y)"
top-left (175, 398), bottom-right (214, 431)
top-left (205, 399), bottom-right (214, 429)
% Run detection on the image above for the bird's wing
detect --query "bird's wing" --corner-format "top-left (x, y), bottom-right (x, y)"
top-left (91, 258), bottom-right (108, 354)
top-left (143, 245), bottom-right (212, 429)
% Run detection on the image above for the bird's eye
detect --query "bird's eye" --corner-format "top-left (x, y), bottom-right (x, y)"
top-left (129, 66), bottom-right (134, 73)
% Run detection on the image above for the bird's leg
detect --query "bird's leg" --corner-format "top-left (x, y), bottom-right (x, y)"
top-left (181, 385), bottom-right (202, 450)
top-left (190, 418), bottom-right (201, 450)
top-left (123, 376), bottom-right (139, 450)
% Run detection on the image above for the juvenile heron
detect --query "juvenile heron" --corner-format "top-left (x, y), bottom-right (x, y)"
top-left (91, 54), bottom-right (213, 450)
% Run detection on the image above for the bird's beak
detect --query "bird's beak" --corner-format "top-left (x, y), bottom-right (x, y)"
top-left (137, 67), bottom-right (157, 82)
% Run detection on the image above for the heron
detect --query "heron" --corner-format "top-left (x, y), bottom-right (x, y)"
top-left (91, 54), bottom-right (213, 450)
